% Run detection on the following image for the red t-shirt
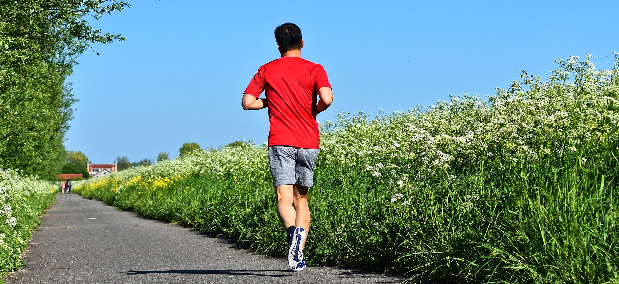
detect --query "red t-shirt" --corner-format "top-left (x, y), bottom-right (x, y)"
top-left (244, 57), bottom-right (331, 149)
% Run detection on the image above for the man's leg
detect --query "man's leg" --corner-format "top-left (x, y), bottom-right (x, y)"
top-left (276, 184), bottom-right (310, 246)
top-left (278, 183), bottom-right (310, 271)
top-left (275, 184), bottom-right (296, 230)
top-left (292, 184), bottom-right (310, 249)
top-left (270, 146), bottom-right (315, 270)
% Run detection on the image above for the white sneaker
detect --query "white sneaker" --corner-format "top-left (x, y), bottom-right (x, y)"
top-left (288, 227), bottom-right (306, 271)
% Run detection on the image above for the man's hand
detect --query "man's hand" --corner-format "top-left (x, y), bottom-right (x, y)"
top-left (242, 94), bottom-right (268, 110)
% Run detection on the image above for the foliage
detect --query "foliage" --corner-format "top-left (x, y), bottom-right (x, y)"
top-left (157, 152), bottom-right (170, 162)
top-left (66, 151), bottom-right (88, 166)
top-left (0, 0), bottom-right (129, 179)
top-left (60, 150), bottom-right (89, 178)
top-left (179, 142), bottom-right (202, 156)
top-left (138, 158), bottom-right (154, 167)
top-left (116, 156), bottom-right (132, 171)
top-left (60, 162), bottom-right (88, 178)
top-left (74, 54), bottom-right (619, 283)
top-left (0, 169), bottom-right (56, 279)
top-left (225, 141), bottom-right (250, 148)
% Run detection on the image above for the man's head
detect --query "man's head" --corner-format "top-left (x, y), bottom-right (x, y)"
top-left (275, 23), bottom-right (303, 53)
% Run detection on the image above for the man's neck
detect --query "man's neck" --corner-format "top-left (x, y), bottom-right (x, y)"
top-left (281, 49), bottom-right (301, 58)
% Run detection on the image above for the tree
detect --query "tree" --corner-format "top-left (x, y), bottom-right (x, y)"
top-left (157, 152), bottom-right (170, 162)
top-left (67, 151), bottom-right (88, 166)
top-left (179, 143), bottom-right (202, 156)
top-left (138, 158), bottom-right (154, 167)
top-left (116, 156), bottom-right (132, 171)
top-left (0, 1), bottom-right (129, 179)
top-left (61, 150), bottom-right (89, 177)
top-left (61, 162), bottom-right (88, 177)
top-left (225, 141), bottom-right (250, 148)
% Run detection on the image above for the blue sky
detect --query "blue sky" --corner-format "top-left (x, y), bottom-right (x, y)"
top-left (66, 0), bottom-right (619, 164)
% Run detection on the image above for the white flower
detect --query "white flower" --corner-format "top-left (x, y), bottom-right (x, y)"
top-left (391, 193), bottom-right (404, 202)
top-left (6, 216), bottom-right (17, 226)
top-left (461, 201), bottom-right (473, 212)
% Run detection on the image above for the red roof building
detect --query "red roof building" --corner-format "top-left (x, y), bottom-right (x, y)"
top-left (57, 174), bottom-right (83, 180)
top-left (88, 163), bottom-right (117, 178)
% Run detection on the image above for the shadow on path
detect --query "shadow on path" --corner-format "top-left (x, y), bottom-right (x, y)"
top-left (125, 269), bottom-right (291, 278)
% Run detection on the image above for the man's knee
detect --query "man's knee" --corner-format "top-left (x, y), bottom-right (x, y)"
top-left (276, 185), bottom-right (294, 203)
top-left (294, 184), bottom-right (308, 196)
top-left (292, 185), bottom-right (309, 207)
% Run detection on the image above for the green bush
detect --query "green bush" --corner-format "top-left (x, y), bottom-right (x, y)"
top-left (75, 54), bottom-right (619, 283)
top-left (0, 169), bottom-right (56, 279)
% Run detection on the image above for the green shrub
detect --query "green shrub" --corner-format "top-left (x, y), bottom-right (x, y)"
top-left (0, 169), bottom-right (56, 279)
top-left (74, 54), bottom-right (619, 283)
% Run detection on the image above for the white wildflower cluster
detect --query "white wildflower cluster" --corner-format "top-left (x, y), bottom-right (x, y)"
top-left (0, 204), bottom-right (14, 226)
top-left (390, 193), bottom-right (403, 202)
top-left (1, 169), bottom-right (55, 227)
top-left (0, 233), bottom-right (6, 249)
top-left (75, 53), bottom-right (618, 228)
top-left (0, 203), bottom-right (12, 215)
top-left (1, 168), bottom-right (56, 270)
top-left (390, 193), bottom-right (411, 206)
top-left (6, 216), bottom-right (17, 226)
top-left (317, 53), bottom-right (618, 206)
top-left (396, 175), bottom-right (408, 188)
top-left (365, 163), bottom-right (384, 177)
top-left (460, 194), bottom-right (481, 213)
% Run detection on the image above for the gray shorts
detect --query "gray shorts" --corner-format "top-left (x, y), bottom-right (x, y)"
top-left (268, 146), bottom-right (319, 187)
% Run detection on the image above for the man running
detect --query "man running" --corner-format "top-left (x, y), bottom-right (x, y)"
top-left (241, 23), bottom-right (333, 271)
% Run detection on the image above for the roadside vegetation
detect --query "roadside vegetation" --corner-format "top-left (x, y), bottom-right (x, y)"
top-left (75, 55), bottom-right (618, 283)
top-left (0, 170), bottom-right (56, 280)
top-left (1, 1), bottom-right (128, 281)
top-left (0, 0), bottom-right (128, 179)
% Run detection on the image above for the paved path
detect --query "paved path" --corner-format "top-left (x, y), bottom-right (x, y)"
top-left (4, 194), bottom-right (404, 283)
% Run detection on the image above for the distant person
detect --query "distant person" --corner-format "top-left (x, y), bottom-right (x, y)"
top-left (242, 23), bottom-right (333, 271)
top-left (61, 180), bottom-right (66, 194)
top-left (65, 180), bottom-right (71, 194)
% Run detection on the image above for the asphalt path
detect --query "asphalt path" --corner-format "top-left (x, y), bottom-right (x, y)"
top-left (4, 193), bottom-right (405, 283)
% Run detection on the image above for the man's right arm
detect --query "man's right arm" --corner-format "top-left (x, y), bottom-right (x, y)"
top-left (315, 87), bottom-right (333, 114)
top-left (242, 93), bottom-right (268, 110)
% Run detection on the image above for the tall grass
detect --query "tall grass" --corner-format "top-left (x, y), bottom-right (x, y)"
top-left (75, 54), bottom-right (618, 283)
top-left (0, 169), bottom-right (57, 280)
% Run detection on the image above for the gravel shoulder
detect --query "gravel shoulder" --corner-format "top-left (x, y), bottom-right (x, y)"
top-left (4, 193), bottom-right (405, 283)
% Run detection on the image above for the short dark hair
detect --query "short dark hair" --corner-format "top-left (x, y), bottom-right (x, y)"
top-left (274, 23), bottom-right (302, 52)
